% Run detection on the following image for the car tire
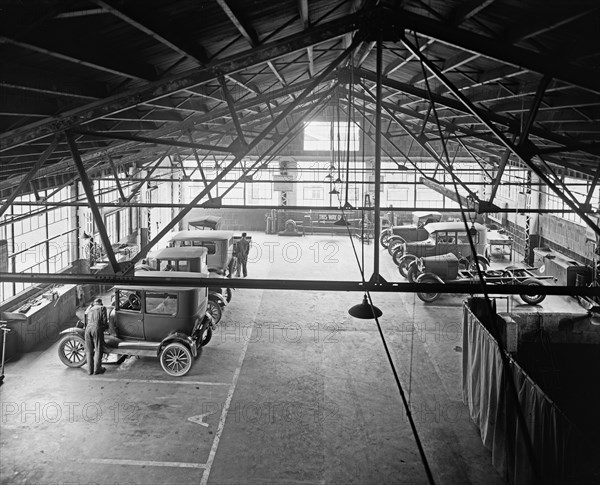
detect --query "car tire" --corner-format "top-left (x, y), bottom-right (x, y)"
top-left (391, 247), bottom-right (405, 266)
top-left (468, 257), bottom-right (489, 272)
top-left (58, 334), bottom-right (87, 368)
top-left (200, 327), bottom-right (213, 347)
top-left (416, 276), bottom-right (441, 303)
top-left (397, 255), bottom-right (417, 278)
top-left (380, 231), bottom-right (392, 248)
top-left (388, 238), bottom-right (405, 256)
top-left (160, 342), bottom-right (193, 376)
top-left (207, 299), bottom-right (223, 326)
top-left (406, 262), bottom-right (421, 283)
top-left (519, 278), bottom-right (546, 305)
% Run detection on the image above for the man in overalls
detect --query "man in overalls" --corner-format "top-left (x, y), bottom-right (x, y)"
top-left (85, 298), bottom-right (108, 375)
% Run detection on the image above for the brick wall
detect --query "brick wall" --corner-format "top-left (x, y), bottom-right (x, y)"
top-left (539, 215), bottom-right (596, 265)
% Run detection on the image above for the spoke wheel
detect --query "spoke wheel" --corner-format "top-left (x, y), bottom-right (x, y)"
top-left (160, 342), bottom-right (193, 377)
top-left (388, 238), bottom-right (404, 256)
top-left (380, 231), bottom-right (391, 248)
top-left (58, 334), bottom-right (87, 368)
top-left (392, 246), bottom-right (405, 266)
top-left (207, 299), bottom-right (223, 326)
top-left (398, 255), bottom-right (417, 278)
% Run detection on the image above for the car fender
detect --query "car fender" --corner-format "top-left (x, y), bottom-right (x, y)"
top-left (158, 332), bottom-right (197, 358)
top-left (209, 291), bottom-right (228, 307)
top-left (474, 254), bottom-right (490, 266)
top-left (416, 272), bottom-right (445, 285)
top-left (59, 327), bottom-right (85, 338)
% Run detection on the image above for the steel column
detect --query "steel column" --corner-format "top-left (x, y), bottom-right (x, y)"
top-left (372, 31), bottom-right (383, 283)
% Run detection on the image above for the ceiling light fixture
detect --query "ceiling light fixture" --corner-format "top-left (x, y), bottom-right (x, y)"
top-left (348, 294), bottom-right (383, 319)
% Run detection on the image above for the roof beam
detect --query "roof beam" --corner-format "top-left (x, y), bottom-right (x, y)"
top-left (215, 0), bottom-right (288, 85)
top-left (0, 35), bottom-right (156, 81)
top-left (124, 28), bottom-right (366, 268)
top-left (90, 0), bottom-right (210, 64)
top-left (70, 129), bottom-right (232, 153)
top-left (357, 67), bottom-right (600, 157)
top-left (401, 34), bottom-right (600, 237)
top-left (0, 11), bottom-right (365, 150)
top-left (216, 0), bottom-right (259, 45)
top-left (506, 7), bottom-right (597, 44)
top-left (0, 61), bottom-right (105, 101)
top-left (409, 50), bottom-right (480, 85)
top-left (447, 0), bottom-right (496, 25)
top-left (395, 9), bottom-right (600, 93)
top-left (0, 138), bottom-right (58, 218)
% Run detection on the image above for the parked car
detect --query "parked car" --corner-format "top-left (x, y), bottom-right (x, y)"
top-left (380, 211), bottom-right (442, 249)
top-left (395, 222), bottom-right (490, 275)
top-left (139, 246), bottom-right (228, 324)
top-left (167, 230), bottom-right (235, 276)
top-left (58, 279), bottom-right (213, 376)
top-left (412, 253), bottom-right (547, 305)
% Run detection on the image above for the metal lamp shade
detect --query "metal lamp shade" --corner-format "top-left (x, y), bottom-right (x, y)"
top-left (348, 295), bottom-right (383, 319)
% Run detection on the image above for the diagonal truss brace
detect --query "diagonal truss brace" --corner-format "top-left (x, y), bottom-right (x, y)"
top-left (66, 132), bottom-right (120, 272)
top-left (489, 75), bottom-right (551, 204)
top-left (0, 137), bottom-right (58, 218)
top-left (360, 81), bottom-right (478, 200)
top-left (123, 28), bottom-right (368, 269)
top-left (401, 35), bottom-right (600, 237)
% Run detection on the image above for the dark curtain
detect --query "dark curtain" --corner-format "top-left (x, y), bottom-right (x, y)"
top-left (462, 305), bottom-right (599, 485)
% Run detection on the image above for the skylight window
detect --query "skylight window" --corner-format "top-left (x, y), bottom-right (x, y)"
top-left (304, 121), bottom-right (359, 151)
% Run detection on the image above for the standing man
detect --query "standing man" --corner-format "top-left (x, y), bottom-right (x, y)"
top-left (85, 298), bottom-right (108, 375)
top-left (236, 232), bottom-right (250, 278)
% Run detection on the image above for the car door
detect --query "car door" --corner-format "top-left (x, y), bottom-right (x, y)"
top-left (143, 291), bottom-right (180, 341)
top-left (115, 289), bottom-right (144, 339)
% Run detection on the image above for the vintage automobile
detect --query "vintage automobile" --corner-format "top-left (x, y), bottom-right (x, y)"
top-left (57, 278), bottom-right (213, 376)
top-left (412, 253), bottom-right (548, 305)
top-left (168, 230), bottom-right (235, 275)
top-left (394, 221), bottom-right (490, 274)
top-left (380, 211), bottom-right (442, 249)
top-left (138, 246), bottom-right (228, 324)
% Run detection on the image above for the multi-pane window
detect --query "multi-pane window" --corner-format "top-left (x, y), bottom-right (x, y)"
top-left (2, 188), bottom-right (73, 301)
top-left (303, 186), bottom-right (324, 200)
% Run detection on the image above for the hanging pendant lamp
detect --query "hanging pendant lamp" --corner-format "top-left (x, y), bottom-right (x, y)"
top-left (348, 294), bottom-right (382, 319)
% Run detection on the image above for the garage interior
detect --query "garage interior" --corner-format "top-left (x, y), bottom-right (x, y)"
top-left (1, 1), bottom-right (600, 484)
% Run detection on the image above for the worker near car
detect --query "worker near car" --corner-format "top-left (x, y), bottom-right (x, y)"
top-left (85, 298), bottom-right (108, 375)
top-left (236, 232), bottom-right (250, 278)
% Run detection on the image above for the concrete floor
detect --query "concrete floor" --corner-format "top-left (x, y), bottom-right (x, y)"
top-left (0, 231), bottom-right (585, 484)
